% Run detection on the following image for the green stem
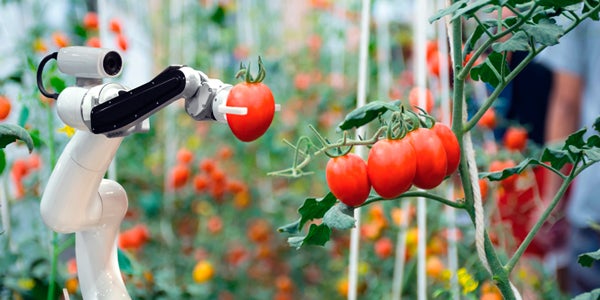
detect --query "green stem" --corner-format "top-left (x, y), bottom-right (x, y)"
top-left (360, 190), bottom-right (465, 209)
top-left (46, 104), bottom-right (58, 300)
top-left (450, 7), bottom-right (515, 299)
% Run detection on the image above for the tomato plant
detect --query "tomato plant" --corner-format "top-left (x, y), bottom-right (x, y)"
top-left (226, 57), bottom-right (275, 142)
top-left (326, 153), bottom-right (370, 207)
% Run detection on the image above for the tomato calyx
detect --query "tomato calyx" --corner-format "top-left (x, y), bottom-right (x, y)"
top-left (235, 56), bottom-right (267, 84)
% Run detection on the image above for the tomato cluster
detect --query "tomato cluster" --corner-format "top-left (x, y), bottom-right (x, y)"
top-left (326, 123), bottom-right (460, 207)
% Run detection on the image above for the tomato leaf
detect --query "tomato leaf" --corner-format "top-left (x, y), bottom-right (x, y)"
top-left (578, 249), bottom-right (600, 267)
top-left (278, 219), bottom-right (301, 235)
top-left (298, 193), bottom-right (337, 229)
top-left (541, 148), bottom-right (573, 170)
top-left (323, 203), bottom-right (355, 230)
top-left (492, 31), bottom-right (531, 52)
top-left (522, 18), bottom-right (564, 46)
top-left (537, 0), bottom-right (583, 8)
top-left (117, 248), bottom-right (134, 275)
top-left (450, 0), bottom-right (493, 21)
top-left (583, 0), bottom-right (600, 20)
top-left (470, 51), bottom-right (509, 88)
top-left (0, 124), bottom-right (34, 153)
top-left (465, 23), bottom-right (487, 52)
top-left (480, 158), bottom-right (538, 180)
top-left (0, 150), bottom-right (5, 174)
top-left (571, 288), bottom-right (600, 300)
top-left (429, 0), bottom-right (468, 22)
top-left (288, 224), bottom-right (331, 249)
top-left (337, 101), bottom-right (400, 131)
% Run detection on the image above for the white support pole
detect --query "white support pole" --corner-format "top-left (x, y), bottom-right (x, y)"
top-left (348, 0), bottom-right (371, 299)
top-left (413, 0), bottom-right (428, 299)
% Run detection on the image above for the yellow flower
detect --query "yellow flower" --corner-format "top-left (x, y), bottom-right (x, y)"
top-left (457, 268), bottom-right (478, 295)
top-left (57, 125), bottom-right (76, 137)
top-left (17, 278), bottom-right (35, 290)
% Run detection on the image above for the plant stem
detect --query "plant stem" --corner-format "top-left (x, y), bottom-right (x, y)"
top-left (360, 190), bottom-right (465, 209)
top-left (450, 5), bottom-right (516, 299)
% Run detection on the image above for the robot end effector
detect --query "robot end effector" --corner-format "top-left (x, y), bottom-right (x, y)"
top-left (37, 46), bottom-right (241, 137)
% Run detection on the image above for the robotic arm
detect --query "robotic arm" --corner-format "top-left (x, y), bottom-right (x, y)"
top-left (37, 47), bottom-right (265, 299)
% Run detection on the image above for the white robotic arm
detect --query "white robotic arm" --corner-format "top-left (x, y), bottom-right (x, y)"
top-left (37, 47), bottom-right (254, 299)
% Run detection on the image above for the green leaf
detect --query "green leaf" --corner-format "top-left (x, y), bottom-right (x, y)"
top-left (287, 224), bottom-right (332, 249)
top-left (593, 116), bottom-right (600, 133)
top-left (470, 51), bottom-right (509, 88)
top-left (17, 106), bottom-right (29, 128)
top-left (302, 224), bottom-right (332, 247)
top-left (429, 0), bottom-right (468, 22)
top-left (578, 249), bottom-right (600, 267)
top-left (298, 193), bottom-right (337, 229)
top-left (0, 124), bottom-right (34, 153)
top-left (49, 76), bottom-right (66, 94)
top-left (565, 128), bottom-right (587, 149)
top-left (323, 203), bottom-right (356, 230)
top-left (278, 219), bottom-right (301, 234)
top-left (571, 288), bottom-right (600, 300)
top-left (465, 24), bottom-right (487, 53)
top-left (584, 148), bottom-right (600, 162)
top-left (480, 158), bottom-right (539, 181)
top-left (541, 147), bottom-right (573, 170)
top-left (583, 0), bottom-right (600, 21)
top-left (118, 248), bottom-right (134, 275)
top-left (0, 150), bottom-right (5, 174)
top-left (338, 101), bottom-right (400, 131)
top-left (538, 0), bottom-right (583, 8)
top-left (492, 31), bottom-right (531, 52)
top-left (451, 0), bottom-right (493, 21)
top-left (522, 18), bottom-right (564, 46)
top-left (28, 129), bottom-right (43, 148)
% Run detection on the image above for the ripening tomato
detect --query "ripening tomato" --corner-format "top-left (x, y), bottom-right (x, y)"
top-left (374, 237), bottom-right (394, 259)
top-left (0, 96), bottom-right (11, 121)
top-left (432, 123), bottom-right (460, 176)
top-left (82, 12), bottom-right (99, 30)
top-left (109, 18), bottom-right (122, 34)
top-left (368, 138), bottom-right (416, 199)
top-left (408, 87), bottom-right (434, 113)
top-left (326, 153), bottom-right (371, 207)
top-left (192, 260), bottom-right (214, 283)
top-left (408, 128), bottom-right (448, 189)
top-left (478, 108), bottom-right (497, 129)
top-left (503, 126), bottom-right (528, 152)
top-left (226, 78), bottom-right (275, 142)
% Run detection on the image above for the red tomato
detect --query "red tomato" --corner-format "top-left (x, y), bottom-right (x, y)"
top-left (408, 128), bottom-right (448, 189)
top-left (326, 153), bottom-right (371, 207)
top-left (478, 108), bottom-right (497, 129)
top-left (85, 37), bottom-right (101, 48)
top-left (116, 34), bottom-right (128, 51)
top-left (226, 81), bottom-right (275, 142)
top-left (176, 148), bottom-right (194, 164)
top-left (408, 87), bottom-right (434, 113)
top-left (109, 18), bottom-right (122, 34)
top-left (504, 126), bottom-right (528, 151)
top-left (83, 12), bottom-right (99, 30)
top-left (368, 138), bottom-right (416, 199)
top-left (374, 237), bottom-right (394, 259)
top-left (431, 123), bottom-right (460, 176)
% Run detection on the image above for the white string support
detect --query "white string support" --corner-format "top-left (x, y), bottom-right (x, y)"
top-left (348, 0), bottom-right (371, 299)
top-left (391, 201), bottom-right (412, 300)
top-left (413, 0), bottom-right (430, 299)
